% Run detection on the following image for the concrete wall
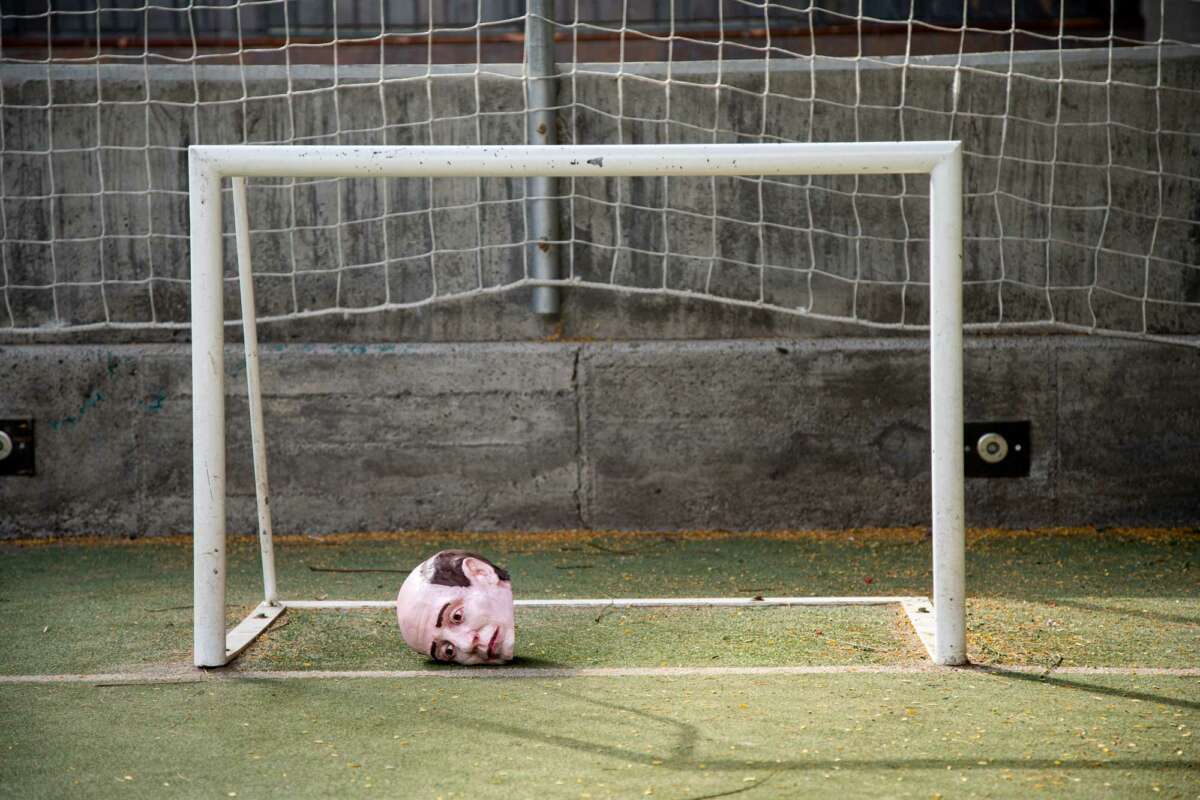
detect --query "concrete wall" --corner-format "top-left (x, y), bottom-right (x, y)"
top-left (2, 48), bottom-right (1198, 536)
top-left (2, 336), bottom-right (1197, 537)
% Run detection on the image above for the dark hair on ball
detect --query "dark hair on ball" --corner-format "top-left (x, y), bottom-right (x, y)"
top-left (427, 550), bottom-right (510, 587)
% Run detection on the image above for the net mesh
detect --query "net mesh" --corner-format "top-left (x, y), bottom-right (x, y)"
top-left (1, 1), bottom-right (1198, 341)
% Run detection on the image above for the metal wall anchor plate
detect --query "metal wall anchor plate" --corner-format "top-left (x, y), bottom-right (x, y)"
top-left (964, 420), bottom-right (1030, 478)
top-left (0, 419), bottom-right (35, 476)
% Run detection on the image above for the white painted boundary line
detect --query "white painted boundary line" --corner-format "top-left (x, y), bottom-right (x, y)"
top-left (3, 665), bottom-right (1198, 685)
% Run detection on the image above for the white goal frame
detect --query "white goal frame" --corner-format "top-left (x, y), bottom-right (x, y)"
top-left (189, 142), bottom-right (966, 668)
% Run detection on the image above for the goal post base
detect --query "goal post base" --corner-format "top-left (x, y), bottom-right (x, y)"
top-left (218, 601), bottom-right (285, 666)
top-left (218, 595), bottom-right (956, 668)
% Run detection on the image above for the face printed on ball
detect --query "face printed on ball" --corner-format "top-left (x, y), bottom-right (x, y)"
top-left (396, 550), bottom-right (515, 665)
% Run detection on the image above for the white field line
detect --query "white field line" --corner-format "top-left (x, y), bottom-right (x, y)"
top-left (2, 664), bottom-right (1198, 685)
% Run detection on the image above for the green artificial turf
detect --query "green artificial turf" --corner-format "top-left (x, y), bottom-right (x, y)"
top-left (236, 605), bottom-right (920, 671)
top-left (1, 528), bottom-right (1197, 799)
top-left (2, 673), bottom-right (1196, 799)
top-left (0, 528), bottom-right (1195, 674)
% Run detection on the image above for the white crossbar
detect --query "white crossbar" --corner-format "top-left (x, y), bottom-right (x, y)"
top-left (192, 142), bottom-right (965, 668)
top-left (190, 142), bottom-right (958, 179)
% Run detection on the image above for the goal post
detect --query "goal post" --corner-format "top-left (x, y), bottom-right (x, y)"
top-left (189, 142), bottom-right (966, 668)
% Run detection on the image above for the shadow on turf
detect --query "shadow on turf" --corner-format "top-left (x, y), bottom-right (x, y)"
top-left (435, 686), bottom-right (1191, 776)
top-left (975, 665), bottom-right (1200, 711)
top-left (416, 655), bottom-right (566, 670)
top-left (1047, 598), bottom-right (1200, 627)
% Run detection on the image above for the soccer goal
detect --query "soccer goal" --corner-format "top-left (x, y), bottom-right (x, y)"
top-left (190, 141), bottom-right (966, 668)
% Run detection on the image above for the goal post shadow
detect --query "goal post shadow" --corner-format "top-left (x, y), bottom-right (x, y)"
top-left (189, 142), bottom-right (966, 669)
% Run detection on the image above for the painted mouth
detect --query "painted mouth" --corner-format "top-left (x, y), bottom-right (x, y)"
top-left (487, 628), bottom-right (500, 660)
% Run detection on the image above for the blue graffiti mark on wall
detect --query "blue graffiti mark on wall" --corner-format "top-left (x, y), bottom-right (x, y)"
top-left (45, 355), bottom-right (170, 432)
top-left (47, 391), bottom-right (105, 430)
top-left (139, 390), bottom-right (167, 413)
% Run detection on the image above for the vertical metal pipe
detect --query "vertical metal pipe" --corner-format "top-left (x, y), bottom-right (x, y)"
top-left (231, 177), bottom-right (279, 605)
top-left (190, 151), bottom-right (228, 668)
top-left (525, 0), bottom-right (561, 315)
top-left (929, 144), bottom-right (967, 666)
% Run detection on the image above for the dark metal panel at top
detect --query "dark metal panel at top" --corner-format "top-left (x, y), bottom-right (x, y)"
top-left (1, 0), bottom-right (1144, 39)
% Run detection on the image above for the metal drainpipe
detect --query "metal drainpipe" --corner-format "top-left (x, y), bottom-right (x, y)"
top-left (525, 0), bottom-right (561, 315)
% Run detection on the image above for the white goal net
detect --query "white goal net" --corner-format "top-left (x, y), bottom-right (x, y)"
top-left (1, 1), bottom-right (1198, 343)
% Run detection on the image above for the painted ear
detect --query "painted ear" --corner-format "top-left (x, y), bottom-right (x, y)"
top-left (461, 556), bottom-right (499, 586)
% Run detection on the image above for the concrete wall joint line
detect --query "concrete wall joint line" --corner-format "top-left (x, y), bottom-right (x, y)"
top-left (571, 345), bottom-right (588, 528)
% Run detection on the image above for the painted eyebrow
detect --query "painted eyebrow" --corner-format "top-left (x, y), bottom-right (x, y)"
top-left (435, 602), bottom-right (450, 628)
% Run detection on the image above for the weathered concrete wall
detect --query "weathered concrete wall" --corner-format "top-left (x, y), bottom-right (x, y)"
top-left (2, 336), bottom-right (1197, 537)
top-left (579, 337), bottom-right (1200, 530)
top-left (2, 48), bottom-right (1198, 535)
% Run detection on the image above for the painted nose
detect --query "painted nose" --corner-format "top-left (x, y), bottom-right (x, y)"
top-left (474, 626), bottom-right (496, 655)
